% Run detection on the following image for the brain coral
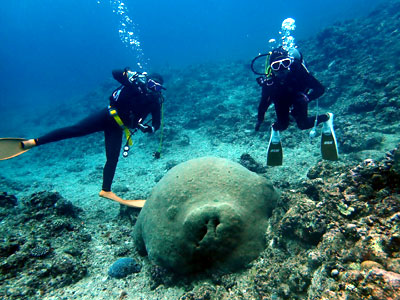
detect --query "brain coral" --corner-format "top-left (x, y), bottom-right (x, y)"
top-left (133, 157), bottom-right (279, 274)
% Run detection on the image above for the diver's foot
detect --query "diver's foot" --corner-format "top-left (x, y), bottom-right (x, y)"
top-left (270, 127), bottom-right (281, 144)
top-left (322, 113), bottom-right (334, 135)
top-left (21, 139), bottom-right (37, 150)
top-left (99, 190), bottom-right (123, 202)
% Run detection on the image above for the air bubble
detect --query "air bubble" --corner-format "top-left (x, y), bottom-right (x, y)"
top-left (98, 0), bottom-right (147, 69)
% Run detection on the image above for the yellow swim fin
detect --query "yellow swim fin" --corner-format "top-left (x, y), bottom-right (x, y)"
top-left (99, 190), bottom-right (146, 208)
top-left (0, 138), bottom-right (30, 160)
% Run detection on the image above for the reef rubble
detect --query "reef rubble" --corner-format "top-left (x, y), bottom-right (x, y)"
top-left (0, 192), bottom-right (90, 299)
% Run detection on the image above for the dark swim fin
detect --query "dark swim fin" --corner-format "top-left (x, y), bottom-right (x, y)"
top-left (0, 138), bottom-right (30, 160)
top-left (267, 128), bottom-right (283, 166)
top-left (321, 113), bottom-right (339, 161)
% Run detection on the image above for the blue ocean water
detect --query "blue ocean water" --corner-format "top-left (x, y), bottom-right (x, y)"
top-left (0, 0), bottom-right (384, 109)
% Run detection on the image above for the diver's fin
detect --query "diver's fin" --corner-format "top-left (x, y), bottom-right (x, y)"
top-left (0, 138), bottom-right (30, 160)
top-left (267, 128), bottom-right (283, 166)
top-left (321, 113), bottom-right (339, 161)
top-left (99, 190), bottom-right (146, 208)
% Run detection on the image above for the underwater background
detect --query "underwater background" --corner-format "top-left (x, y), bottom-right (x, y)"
top-left (1, 0), bottom-right (400, 299)
top-left (0, 0), bottom-right (384, 108)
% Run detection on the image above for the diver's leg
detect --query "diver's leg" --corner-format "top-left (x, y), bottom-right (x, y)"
top-left (292, 95), bottom-right (328, 130)
top-left (101, 121), bottom-right (123, 192)
top-left (273, 101), bottom-right (290, 131)
top-left (21, 139), bottom-right (37, 149)
top-left (29, 108), bottom-right (110, 147)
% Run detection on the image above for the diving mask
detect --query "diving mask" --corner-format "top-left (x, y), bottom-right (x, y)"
top-left (271, 58), bottom-right (292, 71)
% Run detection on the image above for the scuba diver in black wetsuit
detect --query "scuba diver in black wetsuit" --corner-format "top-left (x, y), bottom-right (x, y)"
top-left (21, 68), bottom-right (166, 207)
top-left (252, 46), bottom-right (338, 166)
top-left (255, 47), bottom-right (329, 132)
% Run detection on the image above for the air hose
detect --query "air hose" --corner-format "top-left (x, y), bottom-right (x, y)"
top-left (309, 98), bottom-right (319, 139)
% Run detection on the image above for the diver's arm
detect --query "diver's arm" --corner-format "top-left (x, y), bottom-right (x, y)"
top-left (140, 99), bottom-right (161, 133)
top-left (296, 62), bottom-right (325, 101)
top-left (306, 75), bottom-right (325, 100)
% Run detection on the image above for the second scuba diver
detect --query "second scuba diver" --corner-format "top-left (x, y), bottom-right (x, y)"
top-left (21, 68), bottom-right (165, 207)
top-left (254, 46), bottom-right (338, 166)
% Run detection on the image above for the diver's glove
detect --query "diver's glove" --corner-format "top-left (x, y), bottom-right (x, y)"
top-left (255, 121), bottom-right (262, 132)
top-left (138, 124), bottom-right (154, 133)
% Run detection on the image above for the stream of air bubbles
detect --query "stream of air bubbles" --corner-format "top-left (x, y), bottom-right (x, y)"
top-left (98, 0), bottom-right (147, 69)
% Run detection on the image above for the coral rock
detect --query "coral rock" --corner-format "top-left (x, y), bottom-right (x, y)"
top-left (387, 258), bottom-right (400, 274)
top-left (134, 157), bottom-right (278, 274)
top-left (0, 192), bottom-right (17, 209)
top-left (365, 268), bottom-right (400, 293)
top-left (360, 260), bottom-right (384, 271)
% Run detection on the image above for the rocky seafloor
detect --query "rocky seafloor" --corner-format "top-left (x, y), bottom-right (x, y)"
top-left (1, 0), bottom-right (400, 299)
top-left (2, 144), bottom-right (400, 299)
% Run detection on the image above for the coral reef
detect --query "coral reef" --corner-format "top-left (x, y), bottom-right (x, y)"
top-left (134, 157), bottom-right (279, 274)
top-left (0, 192), bottom-right (17, 210)
top-left (0, 192), bottom-right (90, 299)
top-left (175, 144), bottom-right (400, 300)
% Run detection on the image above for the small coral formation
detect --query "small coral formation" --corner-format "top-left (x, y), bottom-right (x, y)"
top-left (0, 191), bottom-right (90, 299)
top-left (108, 257), bottom-right (141, 279)
top-left (134, 157), bottom-right (279, 274)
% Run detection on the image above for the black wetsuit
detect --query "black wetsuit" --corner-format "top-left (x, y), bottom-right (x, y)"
top-left (257, 60), bottom-right (328, 131)
top-left (35, 69), bottom-right (161, 191)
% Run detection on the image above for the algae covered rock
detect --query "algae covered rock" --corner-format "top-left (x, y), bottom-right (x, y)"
top-left (108, 257), bottom-right (141, 278)
top-left (133, 157), bottom-right (279, 274)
